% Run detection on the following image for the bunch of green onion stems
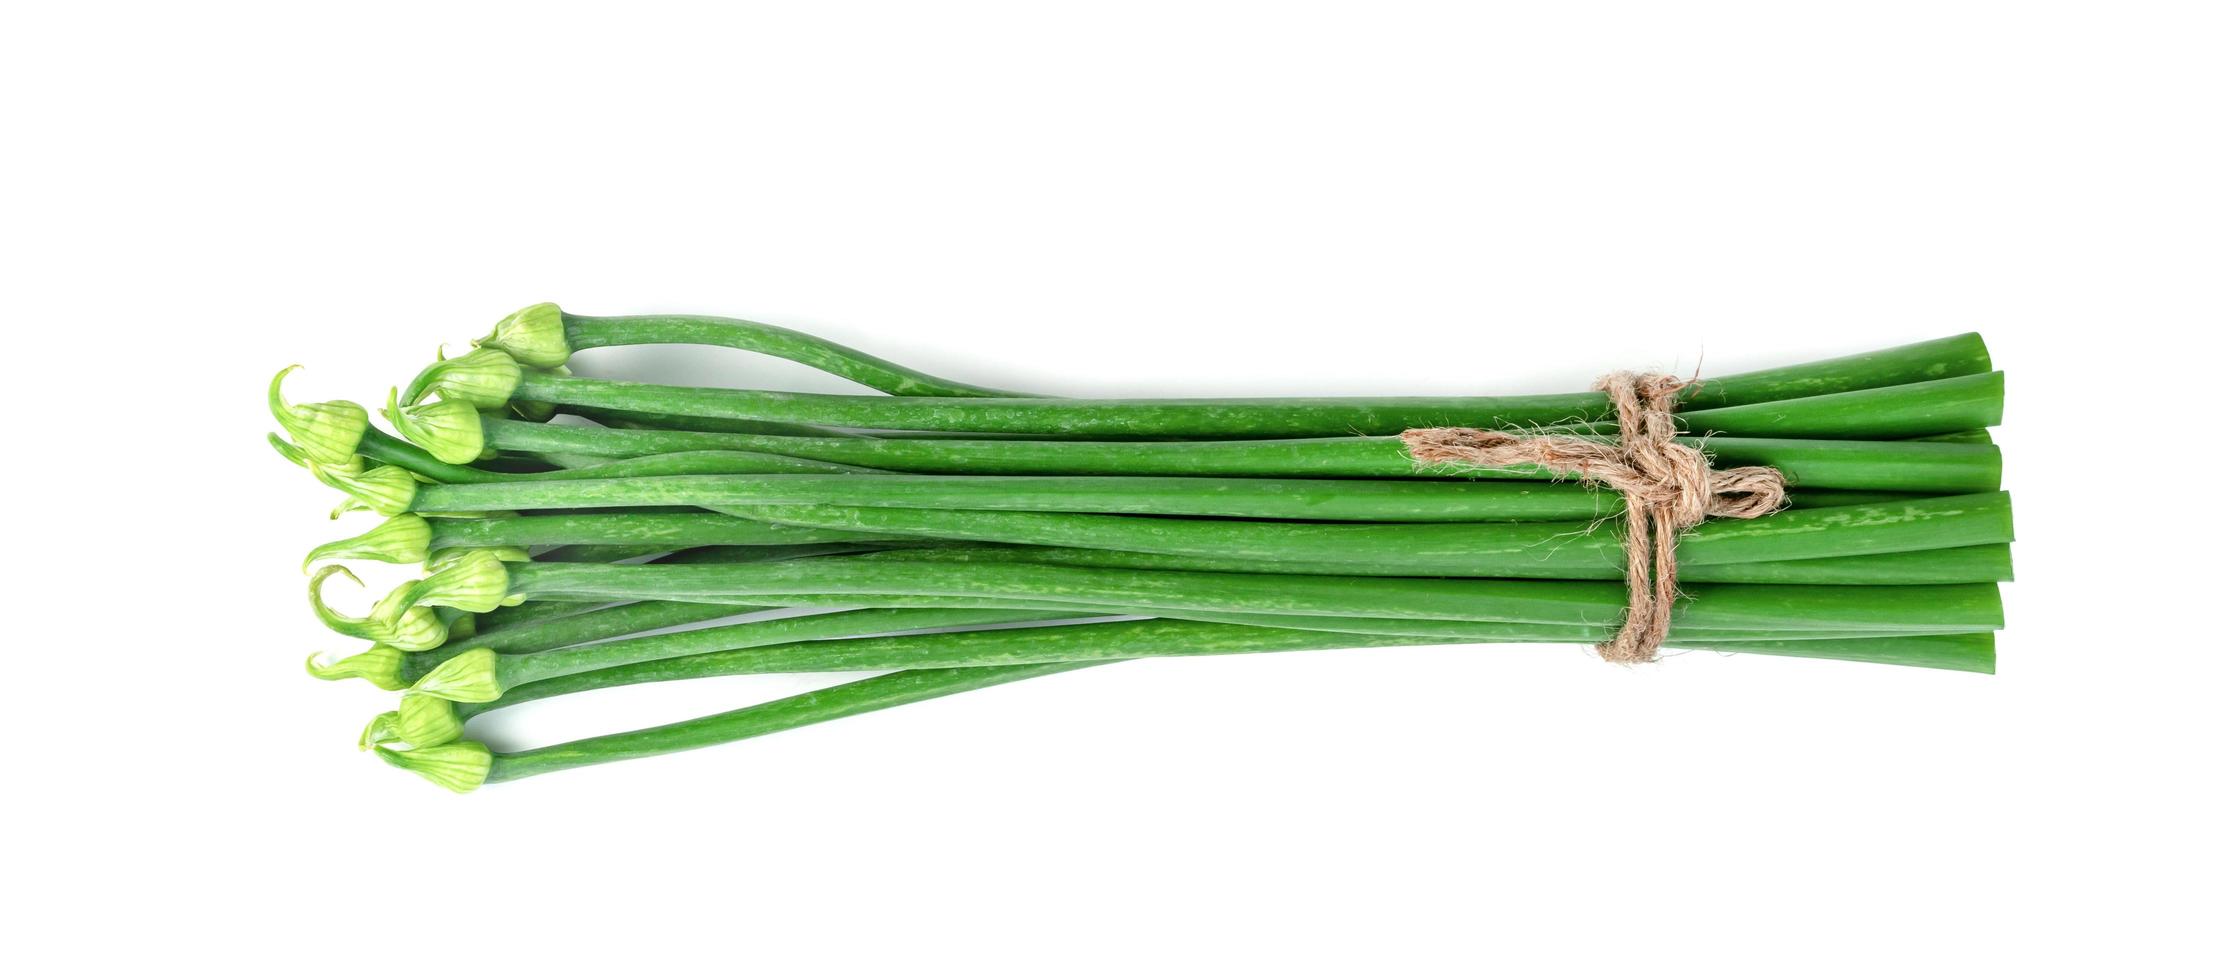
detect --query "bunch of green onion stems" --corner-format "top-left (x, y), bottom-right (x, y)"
top-left (273, 304), bottom-right (2010, 792)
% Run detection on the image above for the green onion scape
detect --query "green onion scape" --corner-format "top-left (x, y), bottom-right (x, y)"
top-left (269, 304), bottom-right (2011, 792)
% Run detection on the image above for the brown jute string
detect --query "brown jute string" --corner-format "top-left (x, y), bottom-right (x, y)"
top-left (1400, 372), bottom-right (1788, 664)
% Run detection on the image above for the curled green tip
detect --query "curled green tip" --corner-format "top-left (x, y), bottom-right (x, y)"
top-left (307, 564), bottom-right (370, 636)
top-left (269, 432), bottom-right (311, 469)
top-left (267, 365), bottom-right (302, 419)
top-left (304, 513), bottom-right (433, 572)
top-left (275, 429), bottom-right (413, 517)
top-left (402, 346), bottom-right (523, 409)
top-left (409, 647), bottom-right (503, 703)
top-left (374, 741), bottom-right (492, 793)
top-left (399, 351), bottom-right (446, 405)
top-left (309, 566), bottom-right (449, 651)
top-left (474, 302), bottom-right (571, 369)
top-left (268, 365), bottom-right (371, 468)
top-left (395, 550), bottom-right (514, 613)
top-left (397, 693), bottom-right (466, 746)
top-left (310, 561), bottom-right (365, 596)
top-left (359, 711), bottom-right (402, 750)
top-left (307, 645), bottom-right (406, 690)
top-left (384, 387), bottom-right (487, 465)
top-left (372, 583), bottom-right (451, 651)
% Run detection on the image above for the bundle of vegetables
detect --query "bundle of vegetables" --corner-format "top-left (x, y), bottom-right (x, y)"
top-left (275, 304), bottom-right (2010, 792)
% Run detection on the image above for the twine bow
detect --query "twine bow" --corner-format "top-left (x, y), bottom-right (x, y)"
top-left (1401, 372), bottom-right (1788, 664)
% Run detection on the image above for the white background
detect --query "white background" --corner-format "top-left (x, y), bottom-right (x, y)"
top-left (8, 2), bottom-right (2213, 977)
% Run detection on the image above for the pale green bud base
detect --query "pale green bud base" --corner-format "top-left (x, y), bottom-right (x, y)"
top-left (269, 366), bottom-right (370, 468)
top-left (475, 302), bottom-right (571, 369)
top-left (396, 694), bottom-right (466, 746)
top-left (307, 645), bottom-right (407, 690)
top-left (359, 696), bottom-right (463, 751)
top-left (305, 514), bottom-right (433, 571)
top-left (392, 551), bottom-right (515, 614)
top-left (384, 387), bottom-right (487, 465)
top-left (408, 647), bottom-right (504, 703)
top-left (317, 463), bottom-right (419, 517)
top-left (374, 741), bottom-right (492, 793)
top-left (359, 712), bottom-right (400, 749)
top-left (402, 346), bottom-right (523, 409)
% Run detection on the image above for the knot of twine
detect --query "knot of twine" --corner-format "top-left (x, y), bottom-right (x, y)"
top-left (1401, 372), bottom-right (1788, 664)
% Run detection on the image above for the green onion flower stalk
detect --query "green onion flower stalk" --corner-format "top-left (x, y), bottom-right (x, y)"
top-left (376, 614), bottom-right (2003, 791)
top-left (477, 302), bottom-right (1030, 397)
top-left (267, 305), bottom-right (2012, 791)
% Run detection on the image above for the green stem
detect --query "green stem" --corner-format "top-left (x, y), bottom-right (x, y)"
top-left (467, 620), bottom-right (1997, 712)
top-left (503, 558), bottom-right (2007, 634)
top-left (1916, 429), bottom-right (1993, 444)
top-left (511, 369), bottom-right (2001, 441)
top-left (487, 448), bottom-right (881, 479)
top-left (570, 405), bottom-right (858, 438)
top-left (462, 600), bottom-right (595, 633)
top-left (401, 540), bottom-right (990, 682)
top-left (495, 588), bottom-right (1979, 641)
top-left (850, 540), bottom-right (2014, 586)
top-left (563, 312), bottom-right (1033, 397)
top-left (399, 538), bottom-right (947, 681)
top-left (476, 421), bottom-right (2000, 494)
top-left (429, 513), bottom-right (906, 550)
top-left (531, 545), bottom-right (672, 563)
top-left (1120, 608), bottom-right (1983, 644)
top-left (473, 582), bottom-right (2002, 786)
top-left (553, 327), bottom-right (1986, 418)
top-left (710, 492), bottom-right (2013, 579)
top-left (564, 316), bottom-right (1992, 407)
top-left (414, 472), bottom-right (1619, 522)
top-left (440, 598), bottom-right (2004, 704)
top-left (400, 599), bottom-right (742, 683)
top-left (357, 429), bottom-right (500, 483)
top-left (483, 661), bottom-right (1102, 785)
top-left (488, 606), bottom-right (1074, 691)
top-left (1658, 372), bottom-right (2005, 441)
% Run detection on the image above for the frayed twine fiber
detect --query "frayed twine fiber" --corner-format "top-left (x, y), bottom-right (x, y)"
top-left (1401, 372), bottom-right (1788, 664)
